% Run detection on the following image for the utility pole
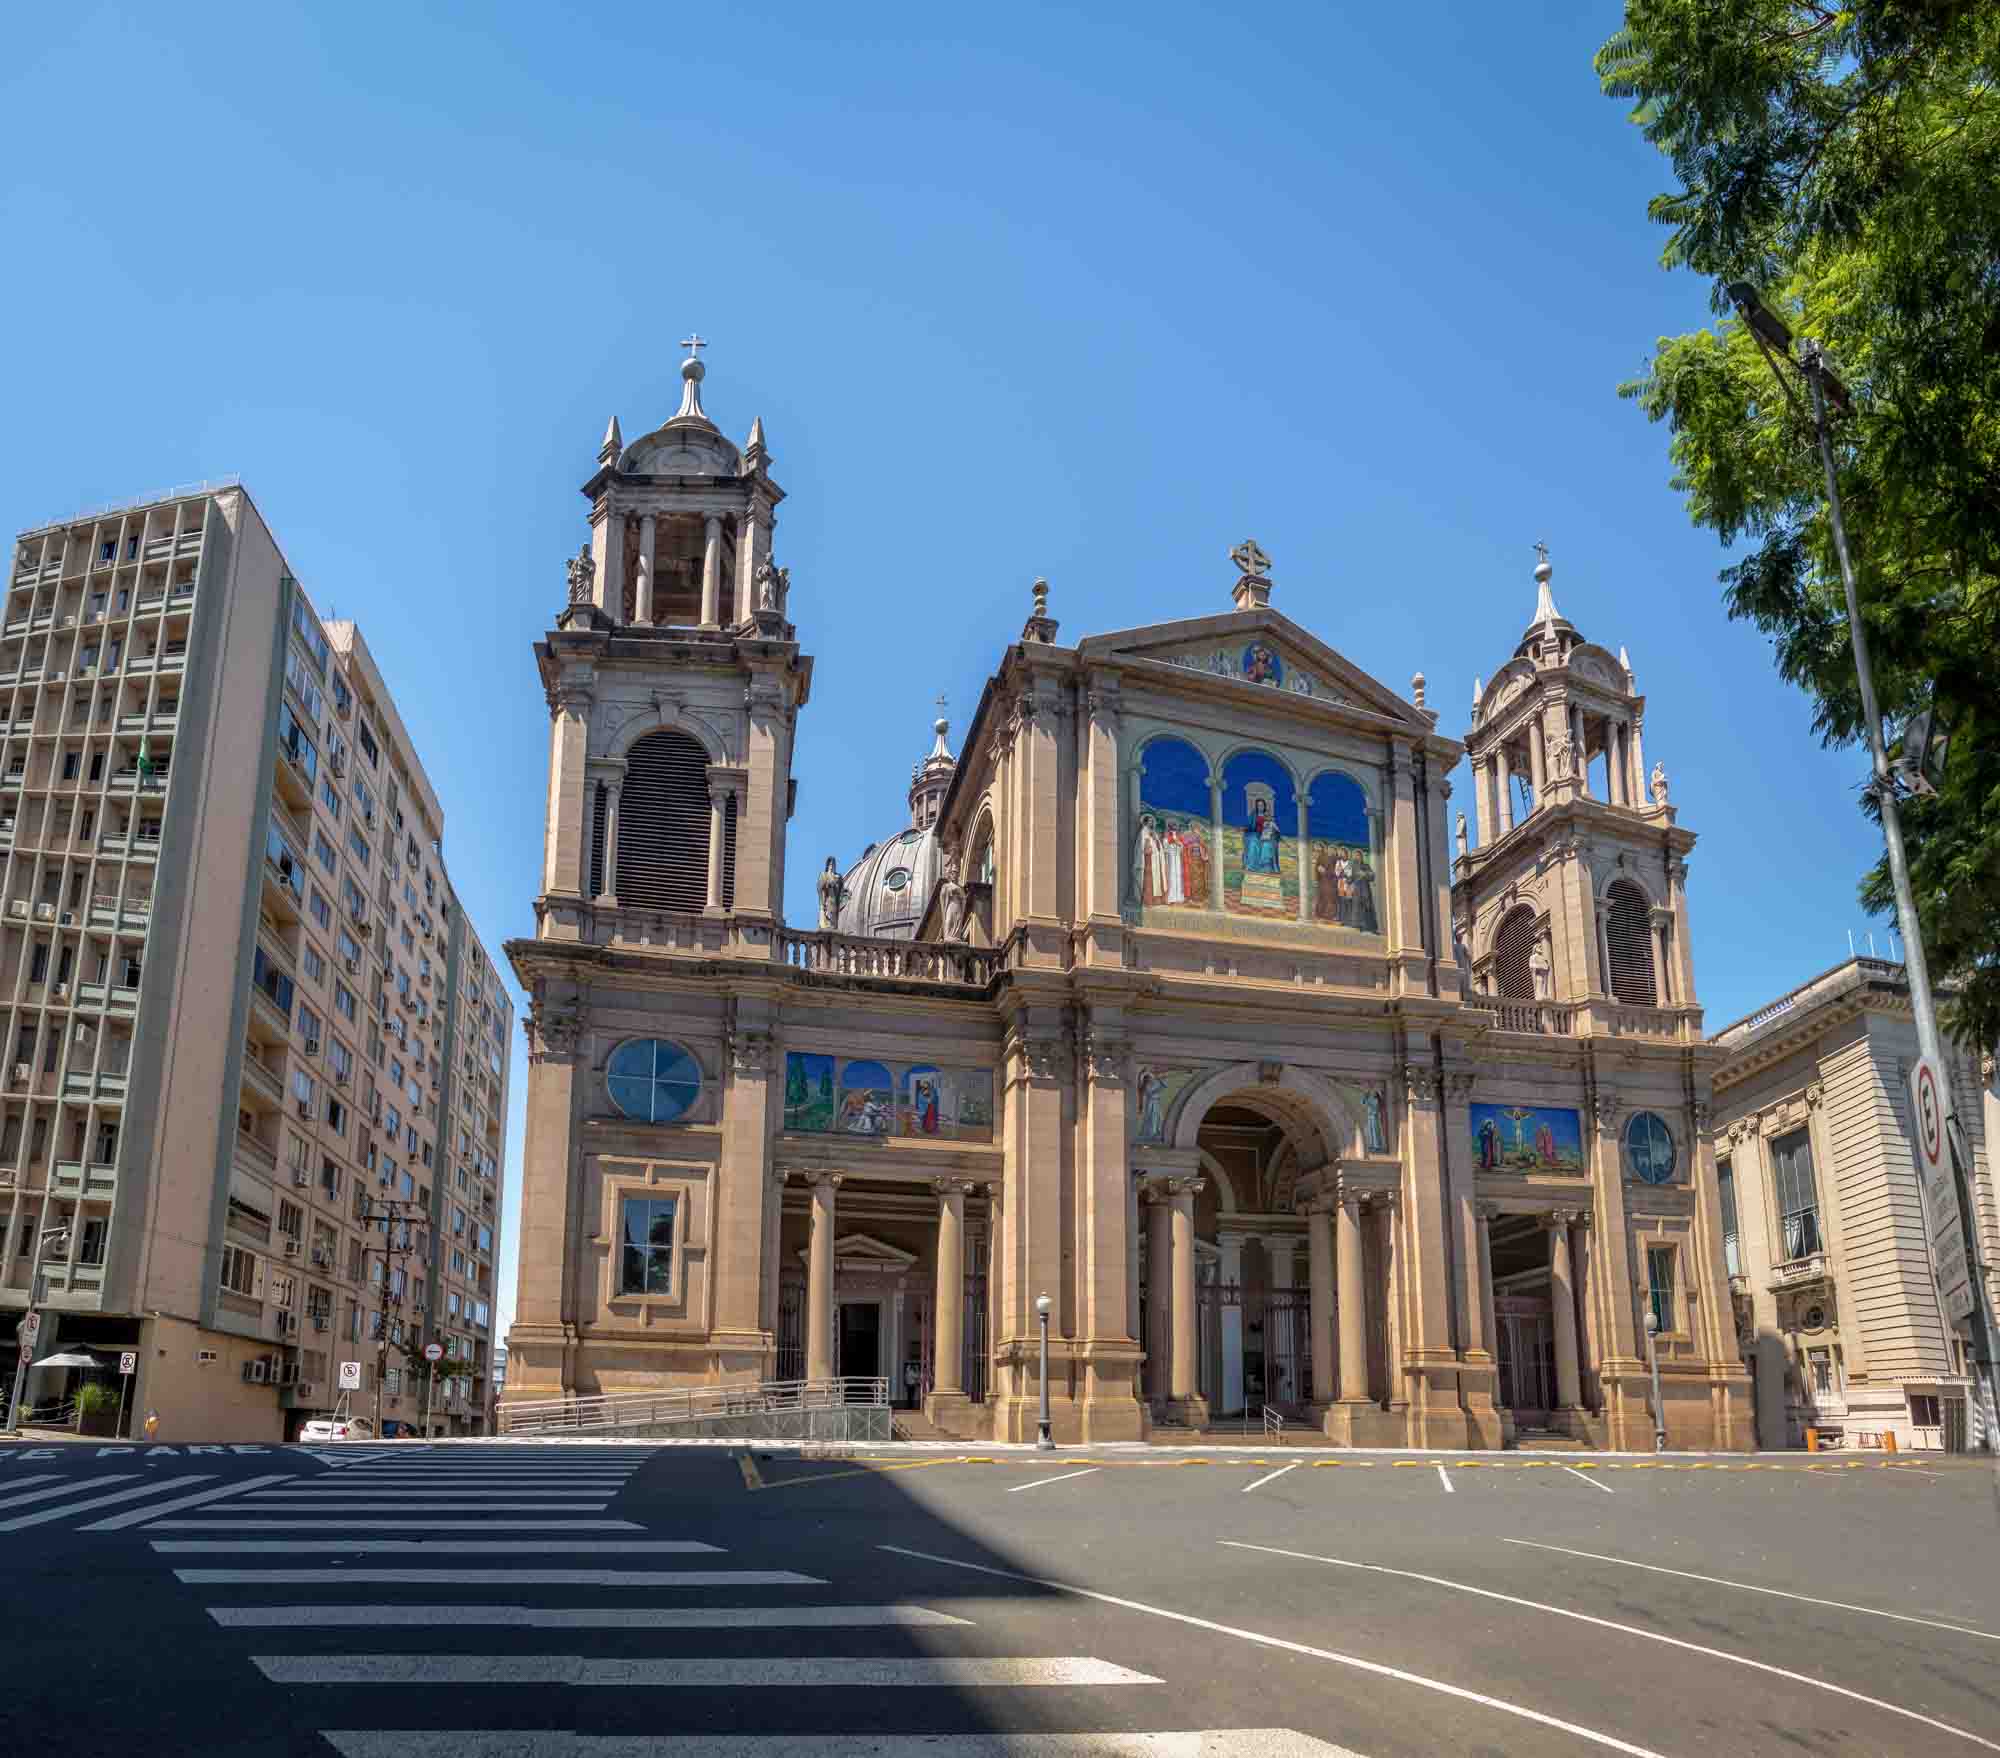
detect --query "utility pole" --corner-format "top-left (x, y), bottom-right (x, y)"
top-left (1731, 287), bottom-right (2000, 1450)
top-left (5, 1224), bottom-right (70, 1432)
top-left (361, 1193), bottom-right (427, 1437)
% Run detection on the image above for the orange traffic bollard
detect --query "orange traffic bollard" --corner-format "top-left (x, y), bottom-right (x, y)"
top-left (1884, 1430), bottom-right (1898, 1453)
top-left (1805, 1427), bottom-right (1819, 1452)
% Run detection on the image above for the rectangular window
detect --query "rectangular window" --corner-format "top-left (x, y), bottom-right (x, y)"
top-left (347, 823), bottom-right (371, 868)
top-left (1646, 1244), bottom-right (1676, 1336)
top-left (220, 1245), bottom-right (257, 1297)
top-left (1770, 1129), bottom-right (1821, 1262)
top-left (251, 947), bottom-right (295, 1021)
top-left (619, 1195), bottom-right (676, 1296)
top-left (326, 1097), bottom-right (347, 1135)
top-left (309, 889), bottom-right (332, 930)
top-left (1910, 1393), bottom-right (1941, 1428)
top-left (314, 830), bottom-right (338, 875)
top-left (357, 723), bottom-right (379, 768)
top-left (1716, 1156), bottom-right (1739, 1279)
top-left (285, 643), bottom-right (327, 723)
top-left (320, 775), bottom-right (342, 818)
top-left (276, 701), bottom-right (318, 783)
top-left (298, 1004), bottom-right (322, 1047)
top-left (290, 595), bottom-right (330, 675)
top-left (79, 1217), bottom-right (107, 1265)
top-left (301, 945), bottom-right (325, 985)
top-left (28, 942), bottom-right (49, 985)
top-left (334, 982), bottom-right (357, 1023)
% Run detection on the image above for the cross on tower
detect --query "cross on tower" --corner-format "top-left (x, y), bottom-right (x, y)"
top-left (681, 333), bottom-right (707, 357)
top-left (1533, 538), bottom-right (1550, 567)
top-left (1230, 538), bottom-right (1272, 578)
top-left (935, 692), bottom-right (948, 716)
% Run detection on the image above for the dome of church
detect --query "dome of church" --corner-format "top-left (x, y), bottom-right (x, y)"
top-left (835, 714), bottom-right (957, 940)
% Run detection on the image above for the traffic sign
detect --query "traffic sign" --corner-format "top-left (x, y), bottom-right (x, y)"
top-left (422, 1342), bottom-right (443, 1363)
top-left (19, 1312), bottom-right (40, 1348)
top-left (118, 1351), bottom-right (136, 1376)
top-left (337, 1359), bottom-right (363, 1391)
top-left (1911, 1054), bottom-right (1974, 1321)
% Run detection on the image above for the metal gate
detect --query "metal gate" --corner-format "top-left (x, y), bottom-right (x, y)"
top-left (1494, 1294), bottom-right (1553, 1415)
top-left (776, 1279), bottom-right (804, 1381)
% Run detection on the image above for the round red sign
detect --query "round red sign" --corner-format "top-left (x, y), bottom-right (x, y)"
top-left (1915, 1061), bottom-right (1943, 1169)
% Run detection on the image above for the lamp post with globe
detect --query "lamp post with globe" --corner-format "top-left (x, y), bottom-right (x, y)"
top-left (1035, 1293), bottom-right (1054, 1450)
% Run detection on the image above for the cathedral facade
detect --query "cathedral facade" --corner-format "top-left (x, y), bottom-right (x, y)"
top-left (504, 348), bottom-right (1753, 1450)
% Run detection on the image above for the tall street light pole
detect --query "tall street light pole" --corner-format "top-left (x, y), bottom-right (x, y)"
top-left (1035, 1292), bottom-right (1054, 1450)
top-left (1730, 285), bottom-right (2000, 1451)
top-left (5, 1224), bottom-right (69, 1433)
top-left (1643, 1308), bottom-right (1666, 1454)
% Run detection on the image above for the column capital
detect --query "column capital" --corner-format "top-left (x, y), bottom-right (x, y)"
top-left (1540, 1206), bottom-right (1587, 1230)
top-left (806, 1170), bottom-right (844, 1192)
top-left (930, 1177), bottom-right (976, 1201)
top-left (1475, 1198), bottom-right (1503, 1223)
top-left (1402, 1063), bottom-right (1440, 1106)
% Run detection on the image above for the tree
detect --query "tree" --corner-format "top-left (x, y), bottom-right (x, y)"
top-left (1599, 2), bottom-right (2000, 1046)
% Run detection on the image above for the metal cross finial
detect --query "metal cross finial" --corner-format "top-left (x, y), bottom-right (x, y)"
top-left (681, 334), bottom-right (707, 357)
top-left (1533, 538), bottom-right (1549, 566)
top-left (935, 692), bottom-right (948, 715)
top-left (1231, 538), bottom-right (1271, 578)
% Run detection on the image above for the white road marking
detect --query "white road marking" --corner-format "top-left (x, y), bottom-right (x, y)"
top-left (0, 1476), bottom-right (213, 1532)
top-left (1435, 1464), bottom-right (1453, 1494)
top-left (85, 1473), bottom-right (295, 1529)
top-left (1220, 1541), bottom-right (2000, 1754)
top-left (1242, 1462), bottom-right (1302, 1494)
top-left (1502, 1538), bottom-right (2000, 1642)
top-left (214, 1604), bottom-right (972, 1629)
top-left (178, 1568), bottom-right (819, 1587)
top-left (881, 1545), bottom-right (1670, 1758)
top-left (1007, 1468), bottom-right (1101, 1494)
top-left (0, 1475), bottom-right (134, 1512)
top-left (148, 1519), bottom-right (645, 1531)
top-left (152, 1538), bottom-right (720, 1554)
top-left (228, 1501), bottom-right (612, 1512)
top-left (318, 1736), bottom-right (1362, 1758)
top-left (1561, 1467), bottom-right (1614, 1495)
top-left (257, 1655), bottom-right (1160, 1687)
top-left (0, 1473), bottom-right (61, 1495)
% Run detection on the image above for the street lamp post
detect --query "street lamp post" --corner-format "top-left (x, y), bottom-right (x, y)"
top-left (4, 1224), bottom-right (70, 1434)
top-left (1035, 1292), bottom-right (1054, 1450)
top-left (1728, 285), bottom-right (2000, 1452)
top-left (1643, 1307), bottom-right (1666, 1454)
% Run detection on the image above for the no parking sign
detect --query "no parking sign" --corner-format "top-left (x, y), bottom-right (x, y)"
top-left (1911, 1054), bottom-right (1972, 1320)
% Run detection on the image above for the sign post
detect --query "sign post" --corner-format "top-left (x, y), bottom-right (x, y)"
top-left (116, 1350), bottom-right (136, 1439)
top-left (423, 1341), bottom-right (443, 1439)
top-left (1911, 1055), bottom-right (1974, 1322)
top-left (337, 1359), bottom-right (363, 1391)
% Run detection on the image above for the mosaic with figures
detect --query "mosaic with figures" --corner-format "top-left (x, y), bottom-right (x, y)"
top-left (783, 1052), bottom-right (995, 1143)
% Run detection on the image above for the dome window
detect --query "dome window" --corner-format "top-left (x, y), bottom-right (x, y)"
top-left (882, 868), bottom-right (912, 891)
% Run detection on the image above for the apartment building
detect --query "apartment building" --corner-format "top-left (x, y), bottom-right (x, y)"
top-left (0, 483), bottom-right (511, 1442)
top-left (1711, 957), bottom-right (1997, 1451)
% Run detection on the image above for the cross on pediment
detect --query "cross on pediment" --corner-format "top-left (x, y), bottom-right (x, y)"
top-left (1230, 538), bottom-right (1271, 578)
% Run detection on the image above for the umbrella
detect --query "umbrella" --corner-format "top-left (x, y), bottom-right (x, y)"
top-left (31, 1349), bottom-right (105, 1369)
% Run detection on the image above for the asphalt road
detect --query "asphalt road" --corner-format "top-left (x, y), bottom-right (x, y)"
top-left (3, 1437), bottom-right (1998, 1756)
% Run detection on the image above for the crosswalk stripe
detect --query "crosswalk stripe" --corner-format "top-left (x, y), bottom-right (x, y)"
top-left (0, 1476), bottom-right (213, 1532)
top-left (0, 1473), bottom-right (63, 1495)
top-left (152, 1539), bottom-right (722, 1554)
top-left (256, 1656), bottom-right (1161, 1687)
top-left (283, 1475), bottom-right (636, 1484)
top-left (0, 1475), bottom-right (134, 1512)
top-left (318, 1735), bottom-right (1363, 1757)
top-left (212, 1604), bottom-right (973, 1629)
top-left (148, 1519), bottom-right (647, 1531)
top-left (174, 1584), bottom-right (820, 1592)
top-left (84, 1474), bottom-right (296, 1530)
top-left (228, 1502), bottom-right (613, 1513)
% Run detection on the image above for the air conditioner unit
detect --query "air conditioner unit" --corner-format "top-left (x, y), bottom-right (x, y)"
top-left (303, 1037), bottom-right (320, 1057)
top-left (9, 1063), bottom-right (27, 1082)
top-left (52, 983), bottom-right (68, 998)
top-left (58, 911), bottom-right (73, 925)
top-left (292, 1170), bottom-right (310, 1187)
top-left (275, 1363), bottom-right (299, 1385)
top-left (196, 1349), bottom-right (219, 1365)
top-left (295, 1099), bottom-right (313, 1120)
top-left (335, 1070), bottom-right (349, 1086)
top-left (344, 957), bottom-right (359, 974)
top-left (295, 1381), bottom-right (316, 1398)
top-left (243, 1360), bottom-right (269, 1384)
top-left (311, 1315), bottom-right (328, 1332)
top-left (283, 1238), bottom-right (300, 1258)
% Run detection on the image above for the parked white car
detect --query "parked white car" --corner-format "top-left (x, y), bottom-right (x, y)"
top-left (299, 1417), bottom-right (376, 1441)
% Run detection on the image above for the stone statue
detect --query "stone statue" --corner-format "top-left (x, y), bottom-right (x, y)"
top-left (816, 856), bottom-right (842, 931)
top-left (1651, 761), bottom-right (1669, 806)
top-left (1362, 1088), bottom-right (1388, 1154)
top-left (755, 560), bottom-right (777, 612)
top-left (938, 851), bottom-right (968, 942)
top-left (1548, 738), bottom-right (1574, 781)
top-left (1454, 811), bottom-right (1468, 857)
top-left (1530, 938), bottom-right (1553, 1000)
top-left (565, 543), bottom-right (595, 605)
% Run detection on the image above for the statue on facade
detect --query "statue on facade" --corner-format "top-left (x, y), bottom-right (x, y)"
top-left (1530, 938), bottom-right (1553, 1000)
top-left (566, 543), bottom-right (595, 605)
top-left (937, 851), bottom-right (968, 942)
top-left (1455, 811), bottom-right (1468, 857)
top-left (1548, 738), bottom-right (1574, 781)
top-left (816, 856), bottom-right (843, 931)
top-left (1362, 1088), bottom-right (1388, 1154)
top-left (1651, 761), bottom-right (1670, 806)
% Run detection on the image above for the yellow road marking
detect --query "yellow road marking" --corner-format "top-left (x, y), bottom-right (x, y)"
top-left (736, 1451), bottom-right (763, 1491)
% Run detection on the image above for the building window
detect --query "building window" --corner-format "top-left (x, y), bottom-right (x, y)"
top-left (606, 1038), bottom-right (701, 1124)
top-left (1717, 1156), bottom-right (1739, 1278)
top-left (1645, 1244), bottom-right (1676, 1335)
top-left (220, 1245), bottom-right (257, 1297)
top-left (1910, 1393), bottom-right (1941, 1428)
top-left (1491, 906), bottom-right (1538, 1000)
top-left (277, 702), bottom-right (318, 783)
top-left (1771, 1128), bottom-right (1821, 1262)
top-left (1623, 1113), bottom-right (1677, 1185)
top-left (302, 945), bottom-right (326, 985)
top-left (615, 729), bottom-right (715, 912)
top-left (1603, 881), bottom-right (1657, 1006)
top-left (619, 1195), bottom-right (676, 1296)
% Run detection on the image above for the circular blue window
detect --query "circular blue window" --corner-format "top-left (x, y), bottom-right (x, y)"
top-left (1624, 1112), bottom-right (1676, 1184)
top-left (882, 867), bottom-right (911, 891)
top-left (607, 1039), bottom-right (701, 1124)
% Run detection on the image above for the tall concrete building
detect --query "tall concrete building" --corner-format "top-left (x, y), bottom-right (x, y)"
top-left (1712, 956), bottom-right (1998, 1450)
top-left (503, 348), bottom-right (1748, 1450)
top-left (0, 483), bottom-right (512, 1442)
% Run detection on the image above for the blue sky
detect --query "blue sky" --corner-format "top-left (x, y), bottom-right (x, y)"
top-left (0, 6), bottom-right (1896, 1342)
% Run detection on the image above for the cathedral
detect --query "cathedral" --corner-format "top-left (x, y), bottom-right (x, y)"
top-left (504, 344), bottom-right (1753, 1450)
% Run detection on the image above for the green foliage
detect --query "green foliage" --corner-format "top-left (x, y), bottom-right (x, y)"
top-left (75, 1381), bottom-right (119, 1415)
top-left (1600, 2), bottom-right (2000, 1046)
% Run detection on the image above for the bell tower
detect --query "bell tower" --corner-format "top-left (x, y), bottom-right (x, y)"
top-left (535, 338), bottom-right (813, 942)
top-left (1454, 547), bottom-right (1694, 1014)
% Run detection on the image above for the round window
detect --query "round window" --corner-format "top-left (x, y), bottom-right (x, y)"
top-left (606, 1039), bottom-right (702, 1124)
top-left (1624, 1111), bottom-right (1677, 1184)
top-left (882, 868), bottom-right (911, 892)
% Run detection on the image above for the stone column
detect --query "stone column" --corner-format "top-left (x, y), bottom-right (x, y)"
top-left (1475, 1201), bottom-right (1500, 1364)
top-left (1207, 769), bottom-right (1225, 910)
top-left (700, 514), bottom-right (723, 626)
top-left (1306, 1203), bottom-right (1335, 1405)
top-left (806, 1173), bottom-right (841, 1383)
top-left (1650, 906), bottom-right (1673, 1006)
top-left (1146, 1188), bottom-right (1173, 1402)
top-left (600, 781), bottom-right (621, 902)
top-left (1527, 720), bottom-right (1546, 803)
top-left (1218, 1233), bottom-right (1245, 1417)
top-left (735, 505), bottom-right (769, 626)
top-left (1169, 1178), bottom-right (1203, 1417)
top-left (931, 1179), bottom-right (967, 1396)
top-left (1572, 706), bottom-right (1589, 798)
top-left (1473, 758), bottom-right (1491, 847)
top-left (705, 784), bottom-right (728, 912)
top-left (634, 513), bottom-right (656, 626)
top-left (1495, 744), bottom-right (1514, 834)
top-left (1547, 1211), bottom-right (1582, 1411)
top-left (1630, 716), bottom-right (1648, 807)
top-left (1336, 1193), bottom-right (1367, 1402)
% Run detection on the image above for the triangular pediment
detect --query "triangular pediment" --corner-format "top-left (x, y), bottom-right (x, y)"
top-left (1081, 608), bottom-right (1432, 730)
top-left (789, 1231), bottom-right (919, 1273)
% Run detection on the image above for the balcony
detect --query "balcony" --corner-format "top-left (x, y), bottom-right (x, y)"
top-left (240, 1053), bottom-right (285, 1106)
top-left (1463, 996), bottom-right (1575, 1036)
top-left (1768, 1252), bottom-right (1831, 1291)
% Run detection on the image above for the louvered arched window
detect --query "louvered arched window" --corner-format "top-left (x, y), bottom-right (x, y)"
top-left (1492, 907), bottom-right (1537, 999)
top-left (1604, 881), bottom-right (1657, 1005)
top-left (617, 730), bottom-right (715, 912)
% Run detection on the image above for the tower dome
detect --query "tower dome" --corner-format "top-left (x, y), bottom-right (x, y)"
top-left (835, 713), bottom-right (957, 939)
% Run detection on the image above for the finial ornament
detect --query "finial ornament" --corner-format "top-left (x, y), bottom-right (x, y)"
top-left (566, 542), bottom-right (596, 605)
top-left (681, 334), bottom-right (707, 357)
top-left (1411, 671), bottom-right (1427, 710)
top-left (1231, 538), bottom-right (1272, 579)
top-left (1022, 577), bottom-right (1058, 643)
top-left (674, 333), bottom-right (709, 421)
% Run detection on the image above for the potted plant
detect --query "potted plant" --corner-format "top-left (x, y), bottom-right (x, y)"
top-left (75, 1381), bottom-right (120, 1438)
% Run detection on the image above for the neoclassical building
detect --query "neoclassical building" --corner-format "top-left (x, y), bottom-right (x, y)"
top-left (503, 348), bottom-right (1752, 1449)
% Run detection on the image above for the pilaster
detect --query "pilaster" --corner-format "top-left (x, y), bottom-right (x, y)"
top-left (711, 1007), bottom-right (776, 1370)
top-left (1077, 1006), bottom-right (1143, 1439)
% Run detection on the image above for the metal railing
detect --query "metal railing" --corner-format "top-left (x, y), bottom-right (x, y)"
top-left (1263, 1405), bottom-right (1285, 1445)
top-left (497, 1375), bottom-right (889, 1437)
